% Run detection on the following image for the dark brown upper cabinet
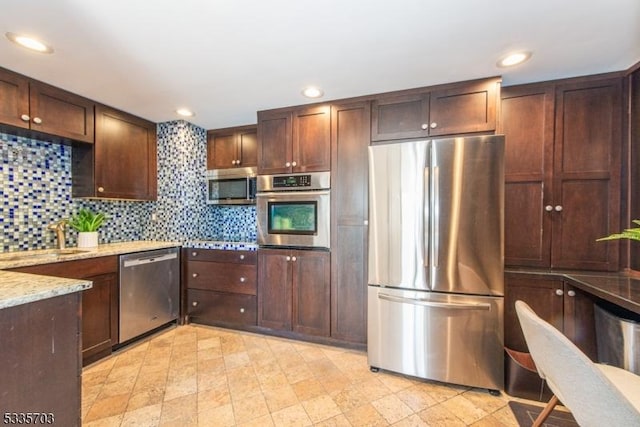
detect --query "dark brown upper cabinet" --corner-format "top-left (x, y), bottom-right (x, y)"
top-left (371, 77), bottom-right (499, 141)
top-left (257, 105), bottom-right (331, 175)
top-left (0, 67), bottom-right (94, 143)
top-left (207, 125), bottom-right (257, 170)
top-left (500, 74), bottom-right (622, 271)
top-left (73, 105), bottom-right (157, 200)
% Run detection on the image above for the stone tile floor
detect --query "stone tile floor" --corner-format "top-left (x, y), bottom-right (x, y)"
top-left (82, 324), bottom-right (544, 426)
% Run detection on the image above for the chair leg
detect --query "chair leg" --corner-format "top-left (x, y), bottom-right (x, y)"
top-left (532, 394), bottom-right (559, 427)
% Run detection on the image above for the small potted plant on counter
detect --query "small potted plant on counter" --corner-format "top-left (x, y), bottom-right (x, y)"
top-left (68, 208), bottom-right (106, 249)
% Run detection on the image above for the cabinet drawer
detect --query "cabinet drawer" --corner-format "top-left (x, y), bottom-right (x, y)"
top-left (184, 248), bottom-right (256, 264)
top-left (188, 290), bottom-right (257, 326)
top-left (185, 260), bottom-right (257, 295)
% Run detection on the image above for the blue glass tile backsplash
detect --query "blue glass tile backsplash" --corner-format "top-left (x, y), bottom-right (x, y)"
top-left (0, 120), bottom-right (257, 252)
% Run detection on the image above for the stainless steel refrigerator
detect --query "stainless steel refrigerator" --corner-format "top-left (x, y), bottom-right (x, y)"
top-left (367, 135), bottom-right (504, 391)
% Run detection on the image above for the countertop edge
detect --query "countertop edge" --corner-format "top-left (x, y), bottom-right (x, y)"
top-left (0, 271), bottom-right (92, 310)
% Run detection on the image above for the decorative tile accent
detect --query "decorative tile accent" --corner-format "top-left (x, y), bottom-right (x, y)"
top-left (203, 206), bottom-right (257, 242)
top-left (1, 121), bottom-right (258, 252)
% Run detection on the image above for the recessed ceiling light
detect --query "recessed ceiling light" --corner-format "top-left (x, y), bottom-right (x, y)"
top-left (5, 32), bottom-right (54, 54)
top-left (176, 108), bottom-right (195, 117)
top-left (302, 87), bottom-right (324, 98)
top-left (497, 51), bottom-right (532, 68)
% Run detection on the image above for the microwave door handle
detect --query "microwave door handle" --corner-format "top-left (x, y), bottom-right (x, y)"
top-left (246, 178), bottom-right (250, 201)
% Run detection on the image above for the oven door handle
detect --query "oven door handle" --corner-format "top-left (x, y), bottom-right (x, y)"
top-left (256, 190), bottom-right (330, 198)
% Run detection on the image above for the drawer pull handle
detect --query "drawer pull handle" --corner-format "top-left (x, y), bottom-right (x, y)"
top-left (239, 254), bottom-right (245, 260)
top-left (192, 301), bottom-right (198, 307)
top-left (240, 308), bottom-right (245, 313)
top-left (240, 277), bottom-right (246, 283)
top-left (192, 251), bottom-right (198, 256)
top-left (192, 273), bottom-right (199, 278)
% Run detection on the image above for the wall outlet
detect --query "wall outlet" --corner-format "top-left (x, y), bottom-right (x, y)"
top-left (151, 213), bottom-right (157, 222)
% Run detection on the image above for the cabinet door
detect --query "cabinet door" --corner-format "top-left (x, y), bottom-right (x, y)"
top-left (504, 274), bottom-right (564, 352)
top-left (207, 131), bottom-right (237, 169)
top-left (82, 273), bottom-right (118, 365)
top-left (94, 105), bottom-right (158, 200)
top-left (500, 84), bottom-right (555, 267)
top-left (371, 93), bottom-right (430, 141)
top-left (0, 67), bottom-right (29, 129)
top-left (292, 105), bottom-right (331, 172)
top-left (29, 81), bottom-right (94, 143)
top-left (258, 249), bottom-right (293, 330)
top-left (429, 78), bottom-right (497, 136)
top-left (331, 101), bottom-right (370, 343)
top-left (258, 110), bottom-right (292, 174)
top-left (238, 127), bottom-right (258, 167)
top-left (551, 78), bottom-right (621, 270)
top-left (563, 283), bottom-right (597, 360)
top-left (292, 250), bottom-right (330, 336)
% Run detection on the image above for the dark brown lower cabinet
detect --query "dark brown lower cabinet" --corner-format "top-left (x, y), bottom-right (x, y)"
top-left (505, 273), bottom-right (597, 357)
top-left (10, 256), bottom-right (119, 365)
top-left (0, 293), bottom-right (82, 426)
top-left (184, 248), bottom-right (258, 328)
top-left (258, 248), bottom-right (330, 337)
top-left (505, 272), bottom-right (597, 399)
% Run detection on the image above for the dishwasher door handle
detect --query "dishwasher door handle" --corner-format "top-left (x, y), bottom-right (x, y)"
top-left (123, 252), bottom-right (178, 268)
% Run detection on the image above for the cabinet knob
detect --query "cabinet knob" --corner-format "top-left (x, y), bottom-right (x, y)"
top-left (236, 159), bottom-right (241, 165)
top-left (567, 290), bottom-right (576, 297)
top-left (555, 205), bottom-right (563, 212)
top-left (286, 256), bottom-right (291, 261)
top-left (192, 251), bottom-right (198, 256)
top-left (32, 117), bottom-right (42, 125)
top-left (292, 161), bottom-right (297, 167)
top-left (240, 277), bottom-right (246, 283)
top-left (545, 205), bottom-right (553, 212)
top-left (555, 289), bottom-right (564, 296)
top-left (239, 254), bottom-right (245, 260)
top-left (285, 162), bottom-right (291, 167)
top-left (430, 122), bottom-right (437, 129)
top-left (240, 308), bottom-right (245, 313)
top-left (20, 114), bottom-right (30, 122)
top-left (97, 186), bottom-right (105, 193)
top-left (291, 256), bottom-right (297, 262)
top-left (232, 160), bottom-right (236, 165)
top-left (421, 123), bottom-right (428, 130)
top-left (192, 273), bottom-right (199, 278)
top-left (192, 301), bottom-right (198, 307)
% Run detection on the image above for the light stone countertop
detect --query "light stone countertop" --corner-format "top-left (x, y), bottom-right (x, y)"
top-left (0, 241), bottom-right (181, 309)
top-left (0, 271), bottom-right (92, 309)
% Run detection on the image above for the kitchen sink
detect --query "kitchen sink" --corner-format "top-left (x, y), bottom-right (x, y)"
top-left (0, 248), bottom-right (91, 262)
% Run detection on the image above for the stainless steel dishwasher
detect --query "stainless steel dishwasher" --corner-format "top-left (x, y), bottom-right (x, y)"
top-left (119, 247), bottom-right (180, 343)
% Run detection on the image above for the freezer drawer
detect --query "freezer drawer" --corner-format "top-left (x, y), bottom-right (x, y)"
top-left (368, 286), bottom-right (504, 390)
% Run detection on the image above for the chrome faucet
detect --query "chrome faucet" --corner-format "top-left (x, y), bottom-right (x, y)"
top-left (48, 219), bottom-right (68, 249)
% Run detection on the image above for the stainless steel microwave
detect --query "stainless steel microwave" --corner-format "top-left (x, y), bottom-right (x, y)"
top-left (206, 167), bottom-right (257, 205)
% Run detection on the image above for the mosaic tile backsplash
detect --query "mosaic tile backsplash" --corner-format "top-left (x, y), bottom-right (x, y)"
top-left (0, 120), bottom-right (257, 252)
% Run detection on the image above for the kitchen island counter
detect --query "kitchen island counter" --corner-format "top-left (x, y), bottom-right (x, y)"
top-left (0, 270), bottom-right (91, 309)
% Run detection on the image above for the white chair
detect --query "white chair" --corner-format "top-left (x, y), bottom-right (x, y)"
top-left (515, 300), bottom-right (640, 427)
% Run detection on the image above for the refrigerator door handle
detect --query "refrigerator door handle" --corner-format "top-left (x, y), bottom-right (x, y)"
top-left (378, 293), bottom-right (491, 310)
top-left (424, 166), bottom-right (430, 267)
top-left (432, 165), bottom-right (439, 268)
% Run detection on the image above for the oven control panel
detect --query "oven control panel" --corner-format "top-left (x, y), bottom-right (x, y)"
top-left (272, 175), bottom-right (311, 188)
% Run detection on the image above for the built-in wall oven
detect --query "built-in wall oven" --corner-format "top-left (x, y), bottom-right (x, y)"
top-left (256, 171), bottom-right (330, 249)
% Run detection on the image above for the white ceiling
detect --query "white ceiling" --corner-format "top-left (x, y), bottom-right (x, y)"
top-left (1, 0), bottom-right (639, 130)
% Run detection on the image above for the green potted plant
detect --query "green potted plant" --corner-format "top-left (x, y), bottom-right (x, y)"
top-left (597, 220), bottom-right (640, 242)
top-left (68, 208), bottom-right (106, 248)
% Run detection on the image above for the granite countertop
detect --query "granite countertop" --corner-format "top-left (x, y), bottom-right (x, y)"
top-left (0, 241), bottom-right (181, 310)
top-left (0, 271), bottom-right (92, 309)
top-left (0, 240), bottom-right (182, 270)
top-left (183, 240), bottom-right (258, 251)
top-left (507, 268), bottom-right (640, 314)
